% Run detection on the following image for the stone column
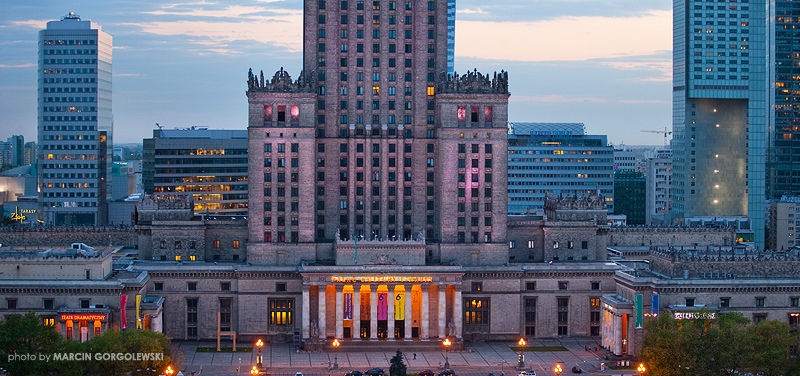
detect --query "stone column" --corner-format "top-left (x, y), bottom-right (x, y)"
top-left (353, 286), bottom-right (361, 340)
top-left (454, 288), bottom-right (462, 340)
top-left (404, 285), bottom-right (412, 340)
top-left (614, 315), bottom-right (622, 355)
top-left (336, 286), bottom-right (344, 339)
top-left (421, 286), bottom-right (430, 340)
top-left (438, 285), bottom-right (446, 339)
top-left (388, 285), bottom-right (395, 340)
top-left (302, 286), bottom-right (310, 339)
top-left (370, 286), bottom-right (378, 340)
top-left (318, 286), bottom-right (327, 339)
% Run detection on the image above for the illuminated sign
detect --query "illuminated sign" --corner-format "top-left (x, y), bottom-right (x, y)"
top-left (9, 207), bottom-right (35, 223)
top-left (331, 276), bottom-right (433, 283)
top-left (673, 312), bottom-right (715, 320)
top-left (60, 313), bottom-right (107, 321)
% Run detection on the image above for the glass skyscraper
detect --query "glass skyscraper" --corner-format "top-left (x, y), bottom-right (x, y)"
top-left (672, 0), bottom-right (766, 249)
top-left (768, 0), bottom-right (800, 199)
top-left (38, 13), bottom-right (113, 225)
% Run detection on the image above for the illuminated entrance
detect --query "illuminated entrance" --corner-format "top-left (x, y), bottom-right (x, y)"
top-left (301, 272), bottom-right (463, 341)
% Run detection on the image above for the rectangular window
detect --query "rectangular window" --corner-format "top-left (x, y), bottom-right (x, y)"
top-left (472, 282), bottom-right (483, 292)
top-left (187, 298), bottom-right (198, 338)
top-left (188, 282), bottom-right (197, 291)
top-left (590, 297), bottom-right (601, 336)
top-left (219, 298), bottom-right (232, 332)
top-left (720, 297), bottom-right (730, 308)
top-left (557, 297), bottom-right (569, 335)
top-left (524, 297), bottom-right (536, 336)
top-left (755, 297), bottom-right (765, 307)
top-left (270, 299), bottom-right (295, 328)
top-left (464, 298), bottom-right (490, 332)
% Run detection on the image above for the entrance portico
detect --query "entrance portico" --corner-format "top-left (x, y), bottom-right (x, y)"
top-left (300, 266), bottom-right (464, 341)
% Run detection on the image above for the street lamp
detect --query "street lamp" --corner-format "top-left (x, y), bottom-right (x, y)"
top-left (554, 364), bottom-right (563, 376)
top-left (442, 338), bottom-right (452, 369)
top-left (332, 338), bottom-right (340, 370)
top-left (251, 365), bottom-right (259, 375)
top-left (256, 339), bottom-right (264, 368)
top-left (164, 365), bottom-right (174, 376)
top-left (637, 363), bottom-right (646, 376)
top-left (517, 338), bottom-right (526, 369)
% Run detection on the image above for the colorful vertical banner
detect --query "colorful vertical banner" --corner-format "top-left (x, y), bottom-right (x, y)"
top-left (651, 294), bottom-right (659, 316)
top-left (360, 292), bottom-right (370, 320)
top-left (635, 294), bottom-right (643, 328)
top-left (343, 292), bottom-right (353, 320)
top-left (120, 295), bottom-right (128, 330)
top-left (377, 293), bottom-right (388, 320)
top-left (135, 295), bottom-right (142, 330)
top-left (394, 292), bottom-right (405, 320)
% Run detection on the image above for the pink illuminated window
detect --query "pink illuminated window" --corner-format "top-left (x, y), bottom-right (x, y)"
top-left (484, 106), bottom-right (493, 123)
top-left (264, 105), bottom-right (273, 121)
top-left (278, 105), bottom-right (286, 122)
top-left (471, 106), bottom-right (479, 123)
top-left (291, 105), bottom-right (300, 122)
top-left (457, 106), bottom-right (466, 122)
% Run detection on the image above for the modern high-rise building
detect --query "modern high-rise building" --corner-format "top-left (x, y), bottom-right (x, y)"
top-left (672, 0), bottom-right (767, 249)
top-left (143, 128), bottom-right (249, 215)
top-left (768, 0), bottom-right (800, 199)
top-left (37, 12), bottom-right (112, 225)
top-left (645, 148), bottom-right (672, 225)
top-left (6, 136), bottom-right (24, 167)
top-left (246, 0), bottom-right (509, 265)
top-left (613, 170), bottom-right (646, 225)
top-left (507, 123), bottom-right (614, 215)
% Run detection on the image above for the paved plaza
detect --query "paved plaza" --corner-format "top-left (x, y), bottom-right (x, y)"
top-left (172, 338), bottom-right (638, 376)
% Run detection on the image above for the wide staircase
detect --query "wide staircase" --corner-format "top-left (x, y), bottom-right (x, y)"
top-left (315, 338), bottom-right (462, 353)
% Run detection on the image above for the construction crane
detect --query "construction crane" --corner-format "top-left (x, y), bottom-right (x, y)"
top-left (641, 127), bottom-right (673, 146)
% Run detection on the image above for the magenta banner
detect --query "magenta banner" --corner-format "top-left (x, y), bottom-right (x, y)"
top-left (377, 293), bottom-right (388, 320)
top-left (343, 292), bottom-right (353, 320)
top-left (120, 295), bottom-right (128, 330)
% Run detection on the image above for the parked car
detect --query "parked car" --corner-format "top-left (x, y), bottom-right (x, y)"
top-left (419, 370), bottom-right (435, 376)
top-left (346, 372), bottom-right (363, 376)
top-left (365, 368), bottom-right (385, 376)
top-left (571, 366), bottom-right (582, 374)
top-left (518, 372), bottom-right (536, 376)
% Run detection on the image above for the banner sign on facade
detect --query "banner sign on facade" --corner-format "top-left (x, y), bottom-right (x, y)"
top-left (635, 294), bottom-right (643, 328)
top-left (343, 292), bottom-right (353, 320)
top-left (135, 295), bottom-right (142, 330)
top-left (394, 292), bottom-right (405, 320)
top-left (377, 293), bottom-right (388, 320)
top-left (651, 294), bottom-right (659, 316)
top-left (120, 295), bottom-right (128, 330)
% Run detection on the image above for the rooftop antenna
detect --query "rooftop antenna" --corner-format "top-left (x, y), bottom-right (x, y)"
top-left (155, 123), bottom-right (163, 130)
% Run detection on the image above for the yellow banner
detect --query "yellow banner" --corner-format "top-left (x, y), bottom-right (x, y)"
top-left (135, 295), bottom-right (142, 330)
top-left (394, 292), bottom-right (405, 320)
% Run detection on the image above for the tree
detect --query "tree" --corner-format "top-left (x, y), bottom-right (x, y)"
top-left (0, 312), bottom-right (65, 376)
top-left (640, 314), bottom-right (695, 376)
top-left (389, 349), bottom-right (407, 376)
top-left (747, 320), bottom-right (794, 376)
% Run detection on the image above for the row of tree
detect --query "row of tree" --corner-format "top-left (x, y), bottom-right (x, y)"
top-left (0, 312), bottom-right (175, 376)
top-left (640, 312), bottom-right (799, 376)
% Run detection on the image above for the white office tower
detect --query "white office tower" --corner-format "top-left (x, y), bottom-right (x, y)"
top-left (38, 12), bottom-right (112, 225)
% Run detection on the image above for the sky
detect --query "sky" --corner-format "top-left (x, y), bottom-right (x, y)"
top-left (0, 0), bottom-right (673, 146)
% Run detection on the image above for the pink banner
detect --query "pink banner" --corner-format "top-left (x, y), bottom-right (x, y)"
top-left (343, 293), bottom-right (353, 320)
top-left (120, 295), bottom-right (128, 330)
top-left (377, 293), bottom-right (388, 320)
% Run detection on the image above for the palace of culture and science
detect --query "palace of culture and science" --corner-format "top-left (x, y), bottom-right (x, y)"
top-left (2, 1), bottom-right (800, 360)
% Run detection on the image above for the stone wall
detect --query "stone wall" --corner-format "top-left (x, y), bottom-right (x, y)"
top-left (649, 249), bottom-right (800, 278)
top-left (608, 227), bottom-right (734, 247)
top-left (0, 227), bottom-right (137, 247)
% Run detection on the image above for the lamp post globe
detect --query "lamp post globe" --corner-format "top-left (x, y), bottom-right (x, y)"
top-left (554, 364), bottom-right (563, 376)
top-left (517, 338), bottom-right (526, 369)
top-left (637, 363), bottom-right (646, 375)
top-left (251, 365), bottom-right (259, 375)
top-left (256, 339), bottom-right (264, 368)
top-left (332, 338), bottom-right (340, 370)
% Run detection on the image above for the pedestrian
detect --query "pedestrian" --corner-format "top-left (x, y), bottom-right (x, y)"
top-left (413, 353), bottom-right (417, 360)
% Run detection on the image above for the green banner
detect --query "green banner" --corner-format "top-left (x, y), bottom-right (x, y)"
top-left (635, 294), bottom-right (643, 328)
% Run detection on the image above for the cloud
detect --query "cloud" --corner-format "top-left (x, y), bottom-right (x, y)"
top-left (115, 73), bottom-right (142, 77)
top-left (600, 60), bottom-right (672, 81)
top-left (121, 3), bottom-right (303, 54)
top-left (456, 10), bottom-right (671, 62)
top-left (121, 17), bottom-right (302, 53)
top-left (458, 8), bottom-right (489, 16)
top-left (10, 20), bottom-right (48, 29)
top-left (510, 95), bottom-right (669, 105)
top-left (0, 63), bottom-right (35, 68)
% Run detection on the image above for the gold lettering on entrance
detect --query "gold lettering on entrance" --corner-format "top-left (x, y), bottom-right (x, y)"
top-left (330, 276), bottom-right (433, 283)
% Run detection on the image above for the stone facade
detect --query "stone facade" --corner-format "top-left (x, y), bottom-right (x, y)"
top-left (607, 227), bottom-right (735, 247)
top-left (0, 227), bottom-right (136, 247)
